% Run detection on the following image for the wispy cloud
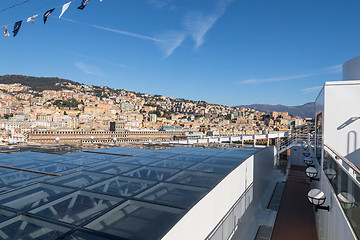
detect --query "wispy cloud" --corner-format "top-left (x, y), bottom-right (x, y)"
top-left (320, 64), bottom-right (342, 73)
top-left (237, 64), bottom-right (342, 84)
top-left (301, 86), bottom-right (323, 94)
top-left (60, 17), bottom-right (161, 42)
top-left (65, 50), bottom-right (131, 69)
top-left (147, 0), bottom-right (176, 10)
top-left (90, 24), bottom-right (161, 42)
top-left (182, 0), bottom-right (233, 49)
top-left (156, 31), bottom-right (186, 58)
top-left (240, 73), bottom-right (316, 84)
top-left (60, 0), bottom-right (234, 59)
top-left (75, 62), bottom-right (103, 76)
top-left (156, 0), bottom-right (233, 58)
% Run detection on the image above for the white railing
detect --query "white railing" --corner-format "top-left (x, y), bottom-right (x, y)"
top-left (278, 123), bottom-right (315, 153)
top-left (146, 132), bottom-right (289, 146)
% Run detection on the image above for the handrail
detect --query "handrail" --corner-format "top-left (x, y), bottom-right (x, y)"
top-left (324, 144), bottom-right (360, 176)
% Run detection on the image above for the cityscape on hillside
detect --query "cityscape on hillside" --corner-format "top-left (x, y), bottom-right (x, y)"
top-left (0, 75), bottom-right (310, 146)
top-left (0, 1), bottom-right (360, 240)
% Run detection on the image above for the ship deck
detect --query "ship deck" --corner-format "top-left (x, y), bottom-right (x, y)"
top-left (271, 165), bottom-right (318, 240)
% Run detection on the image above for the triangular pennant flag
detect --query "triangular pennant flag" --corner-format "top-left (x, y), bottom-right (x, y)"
top-left (44, 8), bottom-right (55, 24)
top-left (27, 14), bottom-right (38, 24)
top-left (78, 0), bottom-right (90, 10)
top-left (2, 26), bottom-right (10, 38)
top-left (59, 2), bottom-right (71, 18)
top-left (13, 21), bottom-right (22, 37)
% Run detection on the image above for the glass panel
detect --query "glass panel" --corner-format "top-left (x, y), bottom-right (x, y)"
top-left (30, 190), bottom-right (123, 226)
top-left (86, 162), bottom-right (139, 175)
top-left (0, 167), bottom-right (16, 175)
top-left (86, 176), bottom-right (155, 197)
top-left (159, 147), bottom-right (196, 154)
top-left (62, 230), bottom-right (115, 240)
top-left (123, 166), bottom-right (178, 181)
top-left (0, 215), bottom-right (71, 240)
top-left (203, 157), bottom-right (242, 166)
top-left (0, 185), bottom-right (13, 194)
top-left (85, 200), bottom-right (184, 240)
top-left (6, 160), bottom-right (52, 169)
top-left (56, 158), bottom-right (105, 166)
top-left (0, 183), bottom-right (74, 211)
top-left (136, 152), bottom-right (179, 159)
top-left (12, 176), bottom-right (51, 188)
top-left (150, 160), bottom-right (194, 169)
top-left (80, 152), bottom-right (124, 161)
top-left (117, 156), bottom-right (162, 165)
top-left (167, 154), bottom-right (209, 162)
top-left (167, 170), bottom-right (225, 188)
top-left (47, 171), bottom-right (113, 189)
top-left (324, 151), bottom-right (360, 236)
top-left (0, 171), bottom-right (45, 186)
top-left (135, 182), bottom-right (209, 209)
top-left (189, 163), bottom-right (235, 175)
top-left (31, 163), bottom-right (80, 174)
top-left (316, 112), bottom-right (323, 162)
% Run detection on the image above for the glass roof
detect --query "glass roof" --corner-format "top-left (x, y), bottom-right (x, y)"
top-left (0, 146), bottom-right (259, 239)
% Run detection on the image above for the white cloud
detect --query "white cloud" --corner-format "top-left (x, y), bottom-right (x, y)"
top-left (75, 62), bottom-right (103, 76)
top-left (319, 64), bottom-right (342, 73)
top-left (156, 31), bottom-right (186, 58)
top-left (147, 0), bottom-right (176, 10)
top-left (90, 24), bottom-right (161, 42)
top-left (61, 17), bottom-right (160, 42)
top-left (182, 0), bottom-right (233, 49)
top-left (237, 64), bottom-right (342, 84)
top-left (60, 0), bottom-right (234, 59)
top-left (301, 86), bottom-right (323, 94)
top-left (65, 51), bottom-right (131, 69)
top-left (240, 73), bottom-right (316, 84)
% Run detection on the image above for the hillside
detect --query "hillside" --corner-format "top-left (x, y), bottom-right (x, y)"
top-left (235, 102), bottom-right (315, 118)
top-left (0, 75), bottom-right (314, 118)
top-left (0, 75), bottom-right (81, 92)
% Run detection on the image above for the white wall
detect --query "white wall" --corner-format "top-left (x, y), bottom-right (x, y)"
top-left (161, 147), bottom-right (277, 240)
top-left (323, 81), bottom-right (360, 167)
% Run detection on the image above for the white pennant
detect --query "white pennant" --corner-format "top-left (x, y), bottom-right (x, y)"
top-left (59, 2), bottom-right (71, 18)
top-left (27, 14), bottom-right (38, 23)
top-left (2, 26), bottom-right (9, 38)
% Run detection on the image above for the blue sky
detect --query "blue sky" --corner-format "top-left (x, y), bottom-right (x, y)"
top-left (0, 0), bottom-right (358, 106)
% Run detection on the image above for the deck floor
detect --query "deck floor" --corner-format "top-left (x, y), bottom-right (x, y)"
top-left (271, 165), bottom-right (318, 240)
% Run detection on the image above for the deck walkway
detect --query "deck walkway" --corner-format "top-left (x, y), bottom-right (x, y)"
top-left (271, 165), bottom-right (318, 240)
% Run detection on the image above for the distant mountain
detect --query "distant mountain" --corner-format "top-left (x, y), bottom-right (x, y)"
top-left (0, 75), bottom-right (80, 92)
top-left (235, 102), bottom-right (315, 118)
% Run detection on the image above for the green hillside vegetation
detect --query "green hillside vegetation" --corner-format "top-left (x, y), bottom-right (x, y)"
top-left (0, 75), bottom-right (80, 92)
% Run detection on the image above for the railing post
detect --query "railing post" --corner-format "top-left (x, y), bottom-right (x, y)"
top-left (277, 133), bottom-right (280, 166)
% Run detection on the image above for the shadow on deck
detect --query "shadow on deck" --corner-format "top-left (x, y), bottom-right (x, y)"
top-left (271, 165), bottom-right (318, 240)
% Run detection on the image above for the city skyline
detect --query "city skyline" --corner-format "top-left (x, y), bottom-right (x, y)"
top-left (0, 0), bottom-right (357, 106)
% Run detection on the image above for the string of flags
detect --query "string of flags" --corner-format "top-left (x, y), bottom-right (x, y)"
top-left (1, 0), bottom-right (30, 13)
top-left (2, 0), bottom-right (102, 38)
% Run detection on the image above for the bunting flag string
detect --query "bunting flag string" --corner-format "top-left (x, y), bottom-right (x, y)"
top-left (1, 0), bottom-right (103, 38)
top-left (43, 8), bottom-right (55, 24)
top-left (27, 14), bottom-right (38, 24)
top-left (2, 0), bottom-right (30, 13)
top-left (59, 2), bottom-right (72, 18)
top-left (13, 21), bottom-right (22, 37)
